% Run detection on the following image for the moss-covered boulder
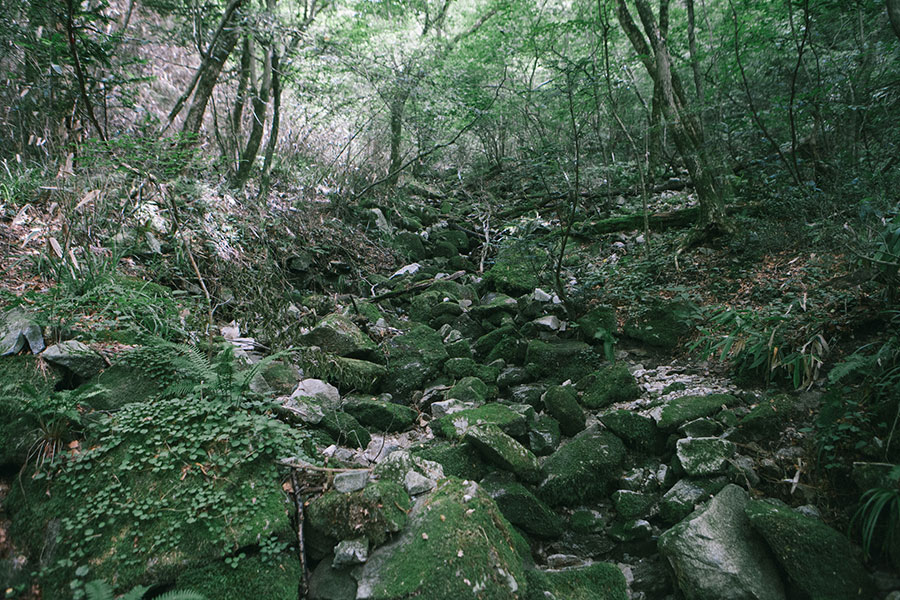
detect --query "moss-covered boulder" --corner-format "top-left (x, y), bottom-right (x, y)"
top-left (510, 383), bottom-right (548, 409)
top-left (734, 394), bottom-right (802, 442)
top-left (464, 424), bottom-right (541, 483)
top-left (581, 364), bottom-right (641, 409)
top-left (446, 376), bottom-right (489, 403)
top-left (176, 552), bottom-right (300, 600)
top-left (480, 474), bottom-right (563, 539)
top-left (42, 340), bottom-right (105, 379)
top-left (539, 429), bottom-right (626, 506)
top-left (745, 499), bottom-right (875, 600)
top-left (344, 397), bottom-right (418, 433)
top-left (353, 478), bottom-right (529, 599)
top-left (525, 340), bottom-right (593, 381)
top-left (657, 394), bottom-right (737, 430)
top-left (623, 300), bottom-right (695, 350)
top-left (319, 410), bottom-right (372, 449)
top-left (431, 403), bottom-right (527, 439)
top-left (524, 563), bottom-right (628, 600)
top-left (658, 477), bottom-right (728, 525)
top-left (612, 490), bottom-right (657, 520)
top-left (443, 357), bottom-right (478, 378)
top-left (658, 485), bottom-right (785, 600)
top-left (676, 437), bottom-right (736, 476)
top-left (577, 306), bottom-right (618, 340)
top-left (528, 414), bottom-right (561, 456)
top-left (384, 325), bottom-right (449, 396)
top-left (473, 325), bottom-right (518, 358)
top-left (541, 386), bottom-right (585, 437)
top-left (299, 313), bottom-right (379, 361)
top-left (307, 481), bottom-right (411, 549)
top-left (599, 410), bottom-right (660, 453)
top-left (326, 357), bottom-right (387, 394)
top-left (6, 396), bottom-right (307, 596)
top-left (412, 442), bottom-right (488, 481)
top-left (484, 245), bottom-right (548, 296)
top-left (393, 231), bottom-right (427, 260)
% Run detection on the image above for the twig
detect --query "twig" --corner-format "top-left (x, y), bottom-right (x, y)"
top-left (290, 468), bottom-right (309, 600)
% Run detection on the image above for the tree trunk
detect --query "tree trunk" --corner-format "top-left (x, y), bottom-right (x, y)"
top-left (261, 47), bottom-right (282, 177)
top-left (230, 34), bottom-right (252, 166)
top-left (233, 39), bottom-right (272, 187)
top-left (888, 0), bottom-right (900, 41)
top-left (387, 97), bottom-right (406, 187)
top-left (616, 0), bottom-right (731, 234)
top-left (182, 22), bottom-right (240, 138)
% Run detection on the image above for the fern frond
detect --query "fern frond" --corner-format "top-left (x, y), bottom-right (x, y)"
top-left (150, 589), bottom-right (208, 600)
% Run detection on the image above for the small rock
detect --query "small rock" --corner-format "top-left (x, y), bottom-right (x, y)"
top-left (0, 308), bottom-right (45, 355)
top-left (42, 340), bottom-right (104, 379)
top-left (404, 470), bottom-right (436, 496)
top-left (546, 554), bottom-right (584, 569)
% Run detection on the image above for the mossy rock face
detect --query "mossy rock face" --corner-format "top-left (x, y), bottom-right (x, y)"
top-left (525, 340), bottom-right (595, 382)
top-left (735, 394), bottom-right (801, 442)
top-left (394, 232), bottom-right (427, 260)
top-left (409, 291), bottom-right (447, 323)
top-left (344, 397), bottom-right (418, 433)
top-left (299, 313), bottom-right (379, 361)
top-left (412, 442), bottom-right (488, 481)
top-left (446, 376), bottom-right (489, 403)
top-left (259, 361), bottom-right (302, 396)
top-left (599, 410), bottom-right (659, 453)
top-left (464, 424), bottom-right (541, 483)
top-left (428, 279), bottom-right (477, 302)
top-left (384, 325), bottom-right (449, 397)
top-left (431, 404), bottom-right (527, 439)
top-left (484, 245), bottom-right (548, 296)
top-left (675, 437), bottom-right (736, 476)
top-left (328, 357), bottom-right (387, 394)
top-left (528, 414), bottom-right (561, 456)
top-left (307, 481), bottom-right (411, 548)
top-left (0, 356), bottom-right (64, 466)
top-left (745, 499), bottom-right (875, 600)
top-left (612, 490), bottom-right (657, 520)
top-left (577, 306), bottom-right (618, 340)
top-left (539, 429), bottom-right (626, 506)
top-left (480, 474), bottom-right (563, 539)
top-left (432, 229), bottom-right (470, 253)
top-left (6, 396), bottom-right (308, 596)
top-left (474, 325), bottom-right (519, 358)
top-left (541, 386), bottom-right (585, 437)
top-left (524, 563), bottom-right (628, 600)
top-left (658, 477), bottom-right (728, 525)
top-left (353, 478), bottom-right (528, 600)
top-left (443, 357), bottom-right (478, 379)
top-left (657, 394), bottom-right (737, 430)
top-left (176, 552), bottom-right (300, 600)
top-left (622, 300), bottom-right (695, 350)
top-left (581, 364), bottom-right (641, 410)
top-left (319, 410), bottom-right (372, 449)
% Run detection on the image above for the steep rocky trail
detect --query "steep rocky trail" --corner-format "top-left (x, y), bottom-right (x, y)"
top-left (0, 204), bottom-right (895, 600)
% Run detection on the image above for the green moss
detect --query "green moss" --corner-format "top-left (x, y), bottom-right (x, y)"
top-left (569, 510), bottom-right (605, 534)
top-left (539, 429), bottom-right (626, 507)
top-left (431, 403), bottom-right (527, 439)
top-left (318, 410), bottom-right (372, 449)
top-left (307, 481), bottom-right (411, 547)
top-left (443, 357), bottom-right (478, 378)
top-left (484, 245), bottom-right (548, 296)
top-left (481, 475), bottom-right (563, 538)
top-left (412, 442), bottom-right (488, 480)
top-left (581, 364), bottom-right (641, 409)
top-left (0, 356), bottom-right (63, 465)
top-left (577, 306), bottom-right (618, 340)
top-left (525, 340), bottom-right (595, 382)
top-left (612, 490), bottom-right (656, 520)
top-left (385, 325), bottom-right (449, 395)
top-left (409, 291), bottom-right (446, 323)
top-left (176, 552), bottom-right (300, 600)
top-left (525, 563), bottom-right (628, 600)
top-left (446, 376), bottom-right (489, 403)
top-left (737, 394), bottom-right (800, 440)
top-left (344, 398), bottom-right (417, 433)
top-left (7, 396), bottom-right (310, 596)
top-left (598, 410), bottom-right (658, 453)
top-left (745, 500), bottom-right (875, 599)
top-left (474, 325), bottom-right (519, 358)
top-left (622, 300), bottom-right (695, 350)
top-left (359, 478), bottom-right (527, 599)
top-left (657, 394), bottom-right (737, 430)
top-left (464, 424), bottom-right (541, 483)
top-left (541, 386), bottom-right (585, 437)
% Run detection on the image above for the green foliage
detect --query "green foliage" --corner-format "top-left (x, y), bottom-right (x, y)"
top-left (851, 466), bottom-right (900, 560)
top-left (80, 133), bottom-right (199, 181)
top-left (75, 577), bottom-right (206, 600)
top-left (692, 302), bottom-right (829, 389)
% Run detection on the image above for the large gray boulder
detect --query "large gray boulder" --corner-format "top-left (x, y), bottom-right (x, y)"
top-left (42, 340), bottom-right (104, 379)
top-left (658, 484), bottom-right (785, 600)
top-left (745, 499), bottom-right (875, 600)
top-left (0, 308), bottom-right (44, 355)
